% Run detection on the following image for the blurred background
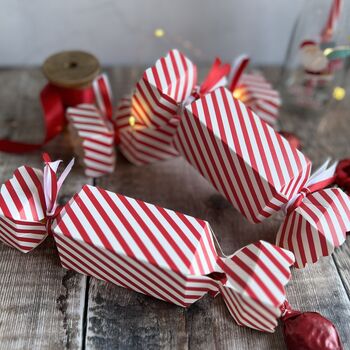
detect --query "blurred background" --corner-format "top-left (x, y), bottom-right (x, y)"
top-left (0, 0), bottom-right (305, 67)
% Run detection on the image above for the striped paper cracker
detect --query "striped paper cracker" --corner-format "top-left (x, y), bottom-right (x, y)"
top-left (235, 73), bottom-right (281, 126)
top-left (52, 184), bottom-right (294, 332)
top-left (67, 104), bottom-right (116, 178)
top-left (173, 87), bottom-right (311, 223)
top-left (0, 166), bottom-right (47, 252)
top-left (276, 188), bottom-right (350, 268)
top-left (131, 49), bottom-right (197, 128)
top-left (116, 96), bottom-right (179, 166)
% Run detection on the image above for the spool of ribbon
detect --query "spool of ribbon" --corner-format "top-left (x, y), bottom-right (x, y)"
top-left (0, 155), bottom-right (344, 349)
top-left (0, 51), bottom-right (113, 154)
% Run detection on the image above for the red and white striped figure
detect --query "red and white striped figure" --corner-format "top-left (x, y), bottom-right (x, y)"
top-left (227, 56), bottom-right (281, 126)
top-left (52, 184), bottom-right (295, 332)
top-left (67, 74), bottom-right (116, 177)
top-left (0, 155), bottom-right (73, 252)
top-left (131, 49), bottom-right (197, 128)
top-left (174, 87), bottom-right (311, 223)
top-left (276, 160), bottom-right (350, 268)
top-left (115, 96), bottom-right (179, 165)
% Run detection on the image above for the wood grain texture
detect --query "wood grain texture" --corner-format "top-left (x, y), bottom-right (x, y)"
top-left (0, 69), bottom-right (90, 350)
top-left (0, 66), bottom-right (349, 350)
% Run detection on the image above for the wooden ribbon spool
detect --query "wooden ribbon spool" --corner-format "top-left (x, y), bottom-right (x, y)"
top-left (42, 50), bottom-right (101, 88)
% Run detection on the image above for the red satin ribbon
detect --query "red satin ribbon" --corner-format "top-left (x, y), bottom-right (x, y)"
top-left (0, 83), bottom-right (95, 153)
top-left (199, 58), bottom-right (230, 95)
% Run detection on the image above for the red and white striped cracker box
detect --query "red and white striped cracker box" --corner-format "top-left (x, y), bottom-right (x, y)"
top-left (131, 49), bottom-right (197, 128)
top-left (173, 87), bottom-right (311, 223)
top-left (51, 184), bottom-right (294, 332)
top-left (115, 96), bottom-right (179, 165)
top-left (276, 188), bottom-right (350, 268)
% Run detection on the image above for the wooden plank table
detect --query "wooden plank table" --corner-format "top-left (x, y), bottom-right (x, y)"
top-left (0, 66), bottom-right (349, 350)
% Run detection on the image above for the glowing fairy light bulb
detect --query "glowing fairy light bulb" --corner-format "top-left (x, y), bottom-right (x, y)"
top-left (333, 87), bottom-right (346, 100)
top-left (154, 28), bottom-right (165, 38)
top-left (233, 88), bottom-right (243, 100)
top-left (129, 116), bottom-right (136, 127)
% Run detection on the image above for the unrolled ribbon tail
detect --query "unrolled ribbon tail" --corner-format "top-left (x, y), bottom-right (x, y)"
top-left (0, 82), bottom-right (97, 154)
top-left (0, 84), bottom-right (66, 153)
top-left (199, 58), bottom-right (230, 95)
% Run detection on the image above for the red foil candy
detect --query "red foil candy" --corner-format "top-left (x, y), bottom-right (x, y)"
top-left (281, 303), bottom-right (343, 350)
top-left (335, 159), bottom-right (350, 195)
top-left (279, 131), bottom-right (302, 150)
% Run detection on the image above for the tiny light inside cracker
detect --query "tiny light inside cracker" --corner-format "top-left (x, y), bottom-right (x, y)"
top-left (154, 28), bottom-right (165, 38)
top-left (129, 116), bottom-right (136, 127)
top-left (333, 86), bottom-right (346, 100)
top-left (233, 88), bottom-right (243, 100)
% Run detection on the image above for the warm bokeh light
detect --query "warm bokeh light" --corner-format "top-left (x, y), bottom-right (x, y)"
top-left (129, 116), bottom-right (136, 127)
top-left (333, 86), bottom-right (346, 100)
top-left (233, 88), bottom-right (243, 100)
top-left (154, 28), bottom-right (165, 38)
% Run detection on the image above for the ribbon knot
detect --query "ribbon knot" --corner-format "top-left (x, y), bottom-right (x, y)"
top-left (283, 159), bottom-right (337, 214)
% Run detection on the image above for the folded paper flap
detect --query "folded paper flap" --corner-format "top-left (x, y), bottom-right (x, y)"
top-left (216, 241), bottom-right (295, 332)
top-left (276, 188), bottom-right (350, 268)
top-left (219, 241), bottom-right (294, 306)
top-left (67, 104), bottom-right (115, 137)
top-left (53, 185), bottom-right (221, 276)
top-left (142, 49), bottom-right (197, 103)
top-left (0, 165), bottom-right (46, 222)
top-left (115, 96), bottom-right (132, 131)
top-left (132, 50), bottom-right (197, 128)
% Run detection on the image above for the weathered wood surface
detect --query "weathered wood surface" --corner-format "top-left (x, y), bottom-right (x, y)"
top-left (0, 69), bottom-right (90, 350)
top-left (0, 67), bottom-right (349, 350)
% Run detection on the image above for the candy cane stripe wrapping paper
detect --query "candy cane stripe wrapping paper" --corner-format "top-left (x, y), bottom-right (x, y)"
top-left (0, 156), bottom-right (298, 333)
top-left (115, 50), bottom-right (350, 269)
top-left (67, 74), bottom-right (116, 177)
top-left (227, 55), bottom-right (281, 126)
top-left (132, 49), bottom-right (197, 128)
top-left (232, 73), bottom-right (282, 126)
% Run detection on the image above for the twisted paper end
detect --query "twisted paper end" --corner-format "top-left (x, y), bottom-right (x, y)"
top-left (215, 241), bottom-right (295, 332)
top-left (0, 155), bottom-right (73, 252)
top-left (277, 160), bottom-right (350, 268)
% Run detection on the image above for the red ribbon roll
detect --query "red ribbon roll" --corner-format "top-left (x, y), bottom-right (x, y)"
top-left (0, 83), bottom-right (95, 153)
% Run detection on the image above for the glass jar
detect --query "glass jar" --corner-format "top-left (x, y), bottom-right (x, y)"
top-left (280, 0), bottom-right (350, 113)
